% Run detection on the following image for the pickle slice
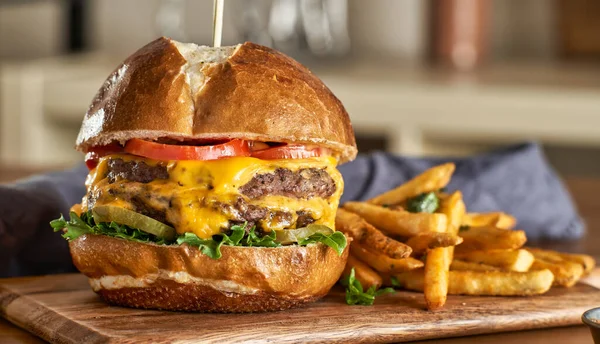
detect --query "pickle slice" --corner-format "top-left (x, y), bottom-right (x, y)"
top-left (275, 224), bottom-right (334, 245)
top-left (92, 205), bottom-right (176, 241)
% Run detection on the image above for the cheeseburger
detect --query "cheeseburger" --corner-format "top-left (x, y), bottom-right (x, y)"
top-left (51, 37), bottom-right (357, 312)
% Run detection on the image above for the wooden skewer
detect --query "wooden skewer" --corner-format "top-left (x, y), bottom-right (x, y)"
top-left (212, 0), bottom-right (225, 47)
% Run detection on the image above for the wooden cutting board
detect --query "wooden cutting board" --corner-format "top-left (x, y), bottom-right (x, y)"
top-left (0, 272), bottom-right (598, 343)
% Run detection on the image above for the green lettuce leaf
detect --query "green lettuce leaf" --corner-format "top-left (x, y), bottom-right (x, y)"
top-left (50, 212), bottom-right (94, 240)
top-left (176, 224), bottom-right (281, 259)
top-left (176, 232), bottom-right (223, 259)
top-left (299, 231), bottom-right (347, 256)
top-left (241, 226), bottom-right (280, 247)
top-left (51, 213), bottom-right (346, 259)
top-left (341, 268), bottom-right (395, 306)
top-left (51, 211), bottom-right (169, 244)
top-left (224, 225), bottom-right (246, 245)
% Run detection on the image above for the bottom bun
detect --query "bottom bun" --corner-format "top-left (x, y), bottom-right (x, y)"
top-left (69, 234), bottom-right (349, 312)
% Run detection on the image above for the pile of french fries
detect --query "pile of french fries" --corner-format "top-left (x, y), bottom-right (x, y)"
top-left (337, 163), bottom-right (596, 310)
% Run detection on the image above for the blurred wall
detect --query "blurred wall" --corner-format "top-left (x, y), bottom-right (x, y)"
top-left (1, 0), bottom-right (600, 175)
top-left (0, 0), bottom-right (573, 62)
top-left (0, 0), bottom-right (560, 62)
top-left (90, 0), bottom-right (242, 59)
top-left (348, 0), bottom-right (428, 61)
top-left (490, 0), bottom-right (557, 60)
top-left (0, 1), bottom-right (64, 59)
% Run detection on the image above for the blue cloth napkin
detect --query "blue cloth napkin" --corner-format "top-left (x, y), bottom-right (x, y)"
top-left (0, 165), bottom-right (87, 277)
top-left (0, 142), bottom-right (583, 277)
top-left (339, 142), bottom-right (584, 240)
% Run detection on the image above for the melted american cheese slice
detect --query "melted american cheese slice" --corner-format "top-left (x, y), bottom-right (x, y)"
top-left (84, 155), bottom-right (343, 239)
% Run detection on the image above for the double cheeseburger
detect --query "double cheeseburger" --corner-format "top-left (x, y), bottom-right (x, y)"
top-left (51, 37), bottom-right (357, 312)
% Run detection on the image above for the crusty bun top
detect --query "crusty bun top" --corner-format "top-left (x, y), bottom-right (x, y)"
top-left (76, 37), bottom-right (357, 164)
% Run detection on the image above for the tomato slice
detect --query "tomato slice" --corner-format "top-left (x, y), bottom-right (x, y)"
top-left (85, 143), bottom-right (124, 170)
top-left (251, 144), bottom-right (327, 160)
top-left (124, 138), bottom-right (250, 161)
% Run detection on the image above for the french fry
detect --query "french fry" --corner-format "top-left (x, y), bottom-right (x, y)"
top-left (557, 252), bottom-right (596, 276)
top-left (450, 259), bottom-right (500, 272)
top-left (462, 212), bottom-right (517, 229)
top-left (527, 250), bottom-right (585, 287)
top-left (527, 248), bottom-right (596, 276)
top-left (392, 269), bottom-right (554, 296)
top-left (406, 232), bottom-right (463, 256)
top-left (525, 248), bottom-right (569, 264)
top-left (455, 226), bottom-right (527, 253)
top-left (448, 269), bottom-right (554, 296)
top-left (454, 249), bottom-right (534, 272)
top-left (424, 248), bottom-right (451, 309)
top-left (343, 202), bottom-right (447, 237)
top-left (367, 163), bottom-right (455, 206)
top-left (351, 242), bottom-right (424, 273)
top-left (336, 208), bottom-right (412, 258)
top-left (342, 255), bottom-right (382, 290)
top-left (530, 259), bottom-right (583, 288)
top-left (423, 191), bottom-right (465, 310)
top-left (440, 191), bottom-right (466, 233)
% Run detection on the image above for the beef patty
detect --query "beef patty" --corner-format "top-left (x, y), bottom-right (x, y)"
top-left (223, 198), bottom-right (294, 232)
top-left (107, 159), bottom-right (168, 184)
top-left (88, 185), bottom-right (317, 233)
top-left (239, 168), bottom-right (336, 199)
top-left (105, 159), bottom-right (336, 200)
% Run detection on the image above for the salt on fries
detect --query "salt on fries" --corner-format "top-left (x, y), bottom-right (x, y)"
top-left (454, 249), bottom-right (535, 272)
top-left (350, 242), bottom-right (424, 274)
top-left (391, 269), bottom-right (554, 296)
top-left (337, 163), bottom-right (595, 310)
top-left (405, 232), bottom-right (463, 256)
top-left (450, 259), bottom-right (500, 272)
top-left (343, 202), bottom-right (447, 237)
top-left (455, 226), bottom-right (527, 253)
top-left (336, 209), bottom-right (412, 259)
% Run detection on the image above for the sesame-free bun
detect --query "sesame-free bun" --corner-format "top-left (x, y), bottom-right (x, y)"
top-left (76, 37), bottom-right (357, 163)
top-left (69, 234), bottom-right (349, 313)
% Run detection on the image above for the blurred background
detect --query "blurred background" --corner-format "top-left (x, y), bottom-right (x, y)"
top-left (1, 0), bottom-right (600, 181)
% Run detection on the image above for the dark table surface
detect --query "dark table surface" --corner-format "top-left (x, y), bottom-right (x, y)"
top-left (0, 169), bottom-right (598, 344)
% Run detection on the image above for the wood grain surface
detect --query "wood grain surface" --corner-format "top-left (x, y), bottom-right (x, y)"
top-left (0, 318), bottom-right (45, 344)
top-left (0, 273), bottom-right (598, 344)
